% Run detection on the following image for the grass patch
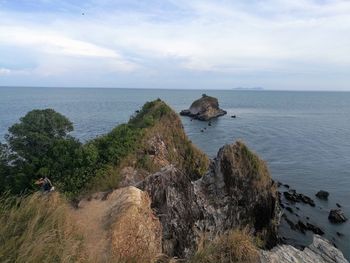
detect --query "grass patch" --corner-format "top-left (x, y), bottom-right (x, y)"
top-left (234, 141), bottom-right (272, 193)
top-left (190, 229), bottom-right (259, 263)
top-left (0, 193), bottom-right (86, 263)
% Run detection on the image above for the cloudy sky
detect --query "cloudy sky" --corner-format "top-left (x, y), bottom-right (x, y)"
top-left (0, 0), bottom-right (349, 90)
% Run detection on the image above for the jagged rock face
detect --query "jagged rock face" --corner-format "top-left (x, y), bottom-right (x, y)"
top-left (138, 165), bottom-right (202, 257)
top-left (180, 94), bottom-right (227, 121)
top-left (138, 141), bottom-right (280, 258)
top-left (260, 235), bottom-right (348, 263)
top-left (195, 142), bottom-right (280, 248)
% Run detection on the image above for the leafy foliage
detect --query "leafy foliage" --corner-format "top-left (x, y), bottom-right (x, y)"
top-left (1, 109), bottom-right (97, 196)
top-left (0, 99), bottom-right (208, 197)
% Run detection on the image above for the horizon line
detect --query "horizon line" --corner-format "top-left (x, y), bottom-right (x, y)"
top-left (0, 85), bottom-right (350, 92)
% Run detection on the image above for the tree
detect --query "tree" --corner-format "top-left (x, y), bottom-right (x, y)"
top-left (5, 109), bottom-right (76, 193)
top-left (6, 109), bottom-right (73, 163)
top-left (0, 143), bottom-right (10, 194)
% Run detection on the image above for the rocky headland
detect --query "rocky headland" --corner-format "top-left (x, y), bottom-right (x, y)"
top-left (1, 99), bottom-right (347, 263)
top-left (180, 94), bottom-right (227, 121)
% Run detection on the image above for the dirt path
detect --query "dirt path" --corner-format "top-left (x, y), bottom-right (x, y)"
top-left (71, 193), bottom-right (112, 262)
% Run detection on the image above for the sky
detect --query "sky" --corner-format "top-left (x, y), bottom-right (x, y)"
top-left (0, 0), bottom-right (349, 90)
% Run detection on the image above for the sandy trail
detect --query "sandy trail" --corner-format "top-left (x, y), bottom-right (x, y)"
top-left (71, 193), bottom-right (112, 263)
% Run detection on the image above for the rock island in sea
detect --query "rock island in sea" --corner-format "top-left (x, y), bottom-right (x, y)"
top-left (180, 94), bottom-right (227, 121)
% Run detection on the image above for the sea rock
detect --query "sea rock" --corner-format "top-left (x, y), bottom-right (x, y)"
top-left (260, 235), bottom-right (348, 263)
top-left (283, 190), bottom-right (315, 207)
top-left (337, 232), bottom-right (344, 237)
top-left (316, 190), bottom-right (330, 200)
top-left (138, 141), bottom-right (280, 258)
top-left (180, 94), bottom-right (227, 121)
top-left (306, 222), bottom-right (325, 235)
top-left (328, 209), bottom-right (348, 224)
top-left (286, 206), bottom-right (294, 214)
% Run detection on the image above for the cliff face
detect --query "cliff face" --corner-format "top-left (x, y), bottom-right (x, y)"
top-left (180, 94), bottom-right (227, 121)
top-left (194, 142), bottom-right (280, 248)
top-left (138, 141), bottom-right (279, 258)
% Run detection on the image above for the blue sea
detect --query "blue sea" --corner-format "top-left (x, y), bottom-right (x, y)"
top-left (0, 87), bottom-right (349, 259)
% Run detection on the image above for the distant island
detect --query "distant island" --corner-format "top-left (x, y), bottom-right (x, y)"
top-left (232, 87), bottom-right (264, 90)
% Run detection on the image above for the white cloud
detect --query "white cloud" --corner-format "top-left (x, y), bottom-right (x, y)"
top-left (0, 68), bottom-right (11, 75)
top-left (0, 0), bottom-right (350, 89)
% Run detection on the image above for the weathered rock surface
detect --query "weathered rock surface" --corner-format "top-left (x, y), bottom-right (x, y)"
top-left (316, 190), bottom-right (330, 200)
top-left (260, 235), bottom-right (348, 263)
top-left (180, 94), bottom-right (227, 121)
top-left (107, 187), bottom-right (162, 262)
top-left (138, 141), bottom-right (280, 258)
top-left (329, 209), bottom-right (348, 224)
top-left (74, 186), bottom-right (162, 262)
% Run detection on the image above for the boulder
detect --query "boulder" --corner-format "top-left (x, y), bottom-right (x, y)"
top-left (316, 190), bottom-right (330, 200)
top-left (180, 94), bottom-right (227, 121)
top-left (328, 209), bottom-right (348, 224)
top-left (260, 235), bottom-right (348, 263)
top-left (73, 187), bottom-right (162, 262)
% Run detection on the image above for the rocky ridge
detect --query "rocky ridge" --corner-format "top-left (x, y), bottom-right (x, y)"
top-left (75, 100), bottom-right (347, 262)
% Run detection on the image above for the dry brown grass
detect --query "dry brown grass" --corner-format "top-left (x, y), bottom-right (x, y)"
top-left (190, 229), bottom-right (259, 263)
top-left (0, 192), bottom-right (87, 263)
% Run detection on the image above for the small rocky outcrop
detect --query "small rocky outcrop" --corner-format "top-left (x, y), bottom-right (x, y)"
top-left (180, 94), bottom-right (227, 121)
top-left (329, 209), bottom-right (348, 224)
top-left (260, 235), bottom-right (348, 263)
top-left (316, 190), bottom-right (330, 200)
top-left (138, 141), bottom-right (280, 258)
top-left (283, 190), bottom-right (315, 207)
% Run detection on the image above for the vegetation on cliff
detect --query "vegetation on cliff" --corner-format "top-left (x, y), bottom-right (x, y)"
top-left (0, 99), bottom-right (208, 197)
top-left (0, 99), bottom-right (282, 263)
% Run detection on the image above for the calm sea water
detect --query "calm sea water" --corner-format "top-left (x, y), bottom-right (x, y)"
top-left (0, 87), bottom-right (349, 258)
